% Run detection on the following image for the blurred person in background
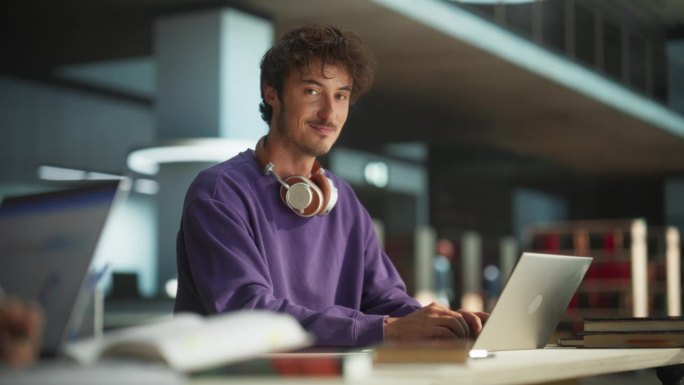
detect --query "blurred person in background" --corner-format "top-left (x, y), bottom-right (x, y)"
top-left (434, 239), bottom-right (456, 308)
top-left (0, 292), bottom-right (43, 368)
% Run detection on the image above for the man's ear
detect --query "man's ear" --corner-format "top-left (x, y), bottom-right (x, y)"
top-left (263, 83), bottom-right (279, 107)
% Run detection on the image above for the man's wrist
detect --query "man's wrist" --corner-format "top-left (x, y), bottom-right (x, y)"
top-left (383, 316), bottom-right (398, 341)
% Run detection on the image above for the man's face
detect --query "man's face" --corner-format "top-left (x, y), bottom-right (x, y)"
top-left (265, 60), bottom-right (352, 158)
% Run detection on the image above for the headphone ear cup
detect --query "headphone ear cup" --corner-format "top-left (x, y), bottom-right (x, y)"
top-left (324, 177), bottom-right (337, 215)
top-left (280, 176), bottom-right (324, 217)
top-left (256, 137), bottom-right (335, 217)
top-left (310, 174), bottom-right (337, 215)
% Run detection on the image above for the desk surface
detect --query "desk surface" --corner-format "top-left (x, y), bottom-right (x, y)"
top-left (192, 347), bottom-right (684, 385)
top-left (6, 347), bottom-right (682, 385)
top-left (373, 347), bottom-right (684, 385)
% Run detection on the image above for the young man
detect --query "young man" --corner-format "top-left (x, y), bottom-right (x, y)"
top-left (175, 24), bottom-right (487, 347)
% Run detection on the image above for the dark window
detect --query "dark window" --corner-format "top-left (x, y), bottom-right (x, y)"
top-left (506, 3), bottom-right (534, 38)
top-left (651, 45), bottom-right (667, 103)
top-left (574, 3), bottom-right (595, 66)
top-left (542, 0), bottom-right (565, 52)
top-left (629, 33), bottom-right (647, 92)
top-left (603, 21), bottom-right (622, 81)
top-left (459, 3), bottom-right (496, 20)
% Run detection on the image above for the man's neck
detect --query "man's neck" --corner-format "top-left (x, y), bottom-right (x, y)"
top-left (263, 134), bottom-right (315, 177)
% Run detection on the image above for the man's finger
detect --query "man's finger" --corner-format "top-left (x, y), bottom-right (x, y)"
top-left (458, 311), bottom-right (484, 337)
top-left (434, 314), bottom-right (468, 337)
top-left (430, 325), bottom-right (459, 340)
top-left (475, 312), bottom-right (490, 323)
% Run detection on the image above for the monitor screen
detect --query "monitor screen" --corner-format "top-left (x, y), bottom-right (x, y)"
top-left (0, 181), bottom-right (122, 355)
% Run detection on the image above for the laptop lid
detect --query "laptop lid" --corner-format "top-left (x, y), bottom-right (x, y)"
top-left (0, 181), bottom-right (124, 357)
top-left (471, 252), bottom-right (592, 353)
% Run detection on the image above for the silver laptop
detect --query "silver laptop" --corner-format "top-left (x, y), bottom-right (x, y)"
top-left (471, 252), bottom-right (592, 354)
top-left (0, 181), bottom-right (124, 357)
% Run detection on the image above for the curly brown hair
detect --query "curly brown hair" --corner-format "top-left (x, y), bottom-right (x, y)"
top-left (259, 24), bottom-right (376, 124)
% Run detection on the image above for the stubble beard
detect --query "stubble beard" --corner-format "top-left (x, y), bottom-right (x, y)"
top-left (276, 105), bottom-right (333, 158)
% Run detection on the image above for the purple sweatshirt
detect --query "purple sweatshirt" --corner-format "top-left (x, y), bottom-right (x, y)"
top-left (175, 150), bottom-right (421, 347)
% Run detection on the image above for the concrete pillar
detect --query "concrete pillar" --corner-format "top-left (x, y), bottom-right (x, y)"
top-left (414, 225), bottom-right (436, 304)
top-left (461, 231), bottom-right (483, 311)
top-left (155, 8), bottom-right (272, 140)
top-left (150, 8), bottom-right (272, 295)
top-left (499, 236), bottom-right (518, 284)
top-left (667, 40), bottom-right (684, 115)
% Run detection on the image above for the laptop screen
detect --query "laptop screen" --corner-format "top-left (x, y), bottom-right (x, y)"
top-left (0, 181), bottom-right (122, 356)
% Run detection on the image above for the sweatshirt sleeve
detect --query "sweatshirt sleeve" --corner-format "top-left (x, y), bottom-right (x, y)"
top-left (177, 197), bottom-right (386, 347)
top-left (357, 209), bottom-right (422, 317)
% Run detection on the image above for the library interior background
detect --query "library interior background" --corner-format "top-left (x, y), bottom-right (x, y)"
top-left (2, 0), bottom-right (684, 335)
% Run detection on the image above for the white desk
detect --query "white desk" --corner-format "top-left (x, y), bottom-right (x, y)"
top-left (372, 347), bottom-right (684, 385)
top-left (192, 347), bottom-right (684, 385)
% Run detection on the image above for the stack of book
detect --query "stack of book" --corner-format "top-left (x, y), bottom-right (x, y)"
top-left (559, 316), bottom-right (684, 348)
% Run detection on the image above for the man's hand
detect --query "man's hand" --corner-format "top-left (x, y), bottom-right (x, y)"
top-left (384, 302), bottom-right (488, 342)
top-left (0, 298), bottom-right (43, 368)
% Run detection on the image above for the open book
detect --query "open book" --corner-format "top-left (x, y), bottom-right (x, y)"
top-left (63, 310), bottom-right (312, 372)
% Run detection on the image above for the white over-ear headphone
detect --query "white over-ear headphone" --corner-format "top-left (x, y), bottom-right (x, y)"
top-left (255, 136), bottom-right (338, 217)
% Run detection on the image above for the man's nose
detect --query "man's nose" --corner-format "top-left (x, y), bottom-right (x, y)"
top-left (317, 95), bottom-right (334, 122)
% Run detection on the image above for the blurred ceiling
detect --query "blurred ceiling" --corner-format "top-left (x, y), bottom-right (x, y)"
top-left (3, 0), bottom-right (684, 175)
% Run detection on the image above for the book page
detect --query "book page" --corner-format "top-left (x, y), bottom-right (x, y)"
top-left (63, 311), bottom-right (312, 372)
top-left (62, 313), bottom-right (203, 365)
top-left (158, 311), bottom-right (312, 372)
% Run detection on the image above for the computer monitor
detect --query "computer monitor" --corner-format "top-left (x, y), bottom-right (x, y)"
top-left (0, 181), bottom-right (124, 356)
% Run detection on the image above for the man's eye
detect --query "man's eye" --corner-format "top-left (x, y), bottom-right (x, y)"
top-left (336, 93), bottom-right (349, 101)
top-left (305, 88), bottom-right (319, 95)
